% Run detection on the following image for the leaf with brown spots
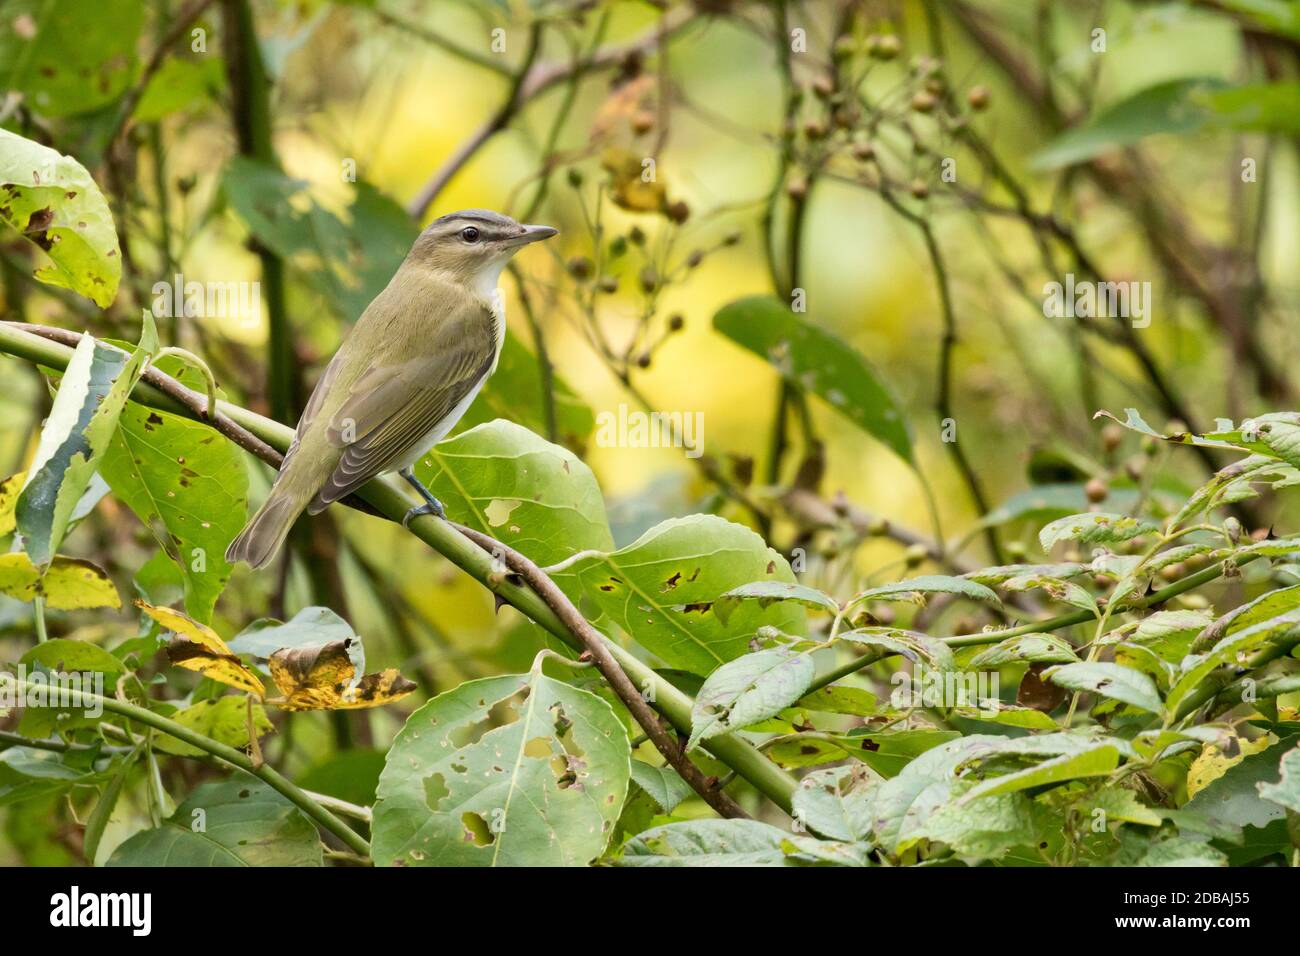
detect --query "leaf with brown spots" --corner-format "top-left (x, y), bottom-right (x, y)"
top-left (0, 552), bottom-right (120, 610)
top-left (139, 600), bottom-right (265, 697)
top-left (266, 639), bottom-right (416, 711)
top-left (0, 129), bottom-right (122, 306)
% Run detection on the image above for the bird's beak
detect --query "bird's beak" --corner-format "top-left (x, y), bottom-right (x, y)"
top-left (509, 224), bottom-right (559, 246)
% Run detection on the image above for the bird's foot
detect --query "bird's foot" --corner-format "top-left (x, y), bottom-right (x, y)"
top-left (402, 500), bottom-right (446, 527)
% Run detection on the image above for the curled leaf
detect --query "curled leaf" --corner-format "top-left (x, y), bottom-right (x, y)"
top-left (138, 600), bottom-right (265, 697)
top-left (268, 640), bottom-right (416, 711)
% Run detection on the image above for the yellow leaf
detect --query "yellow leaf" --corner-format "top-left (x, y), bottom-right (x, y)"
top-left (0, 552), bottom-right (120, 609)
top-left (267, 639), bottom-right (416, 711)
top-left (1187, 733), bottom-right (1273, 798)
top-left (600, 146), bottom-right (666, 213)
top-left (0, 471), bottom-right (25, 536)
top-left (137, 600), bottom-right (265, 697)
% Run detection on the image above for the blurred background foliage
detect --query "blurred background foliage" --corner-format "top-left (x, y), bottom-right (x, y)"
top-left (0, 0), bottom-right (1297, 860)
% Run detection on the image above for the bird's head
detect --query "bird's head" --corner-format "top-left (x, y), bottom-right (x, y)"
top-left (408, 209), bottom-right (558, 297)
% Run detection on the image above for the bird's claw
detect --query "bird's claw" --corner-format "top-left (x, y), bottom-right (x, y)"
top-left (402, 500), bottom-right (446, 527)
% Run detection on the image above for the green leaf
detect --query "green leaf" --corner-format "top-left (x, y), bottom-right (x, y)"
top-left (688, 648), bottom-right (816, 749)
top-left (553, 514), bottom-right (804, 675)
top-left (0, 553), bottom-right (119, 609)
top-left (794, 684), bottom-right (878, 716)
top-left (99, 359), bottom-right (247, 623)
top-left (414, 420), bottom-right (613, 568)
top-left (21, 638), bottom-right (124, 677)
top-left (1038, 511), bottom-right (1159, 552)
top-left (0, 0), bottom-right (145, 118)
top-left (0, 746), bottom-right (108, 806)
top-left (133, 57), bottom-right (226, 123)
top-left (713, 581), bottom-right (839, 624)
top-left (958, 735), bottom-right (1123, 801)
top-left (791, 765), bottom-right (878, 842)
top-left (964, 562), bottom-right (1090, 586)
top-left (969, 633), bottom-right (1079, 668)
top-left (837, 729), bottom-right (962, 778)
top-left (1257, 746), bottom-right (1300, 814)
top-left (713, 295), bottom-right (911, 464)
top-left (0, 129), bottom-right (121, 306)
top-left (153, 697), bottom-right (273, 758)
top-left (83, 758), bottom-right (132, 865)
top-left (847, 574), bottom-right (1001, 611)
top-left (628, 761), bottom-right (693, 815)
top-left (1124, 609), bottom-right (1214, 662)
top-left (1183, 736), bottom-right (1300, 832)
top-left (1000, 573), bottom-right (1097, 613)
top-left (868, 735), bottom-right (1006, 853)
top-left (1166, 610), bottom-right (1300, 714)
top-left (1031, 78), bottom-right (1299, 169)
top-left (836, 627), bottom-right (956, 670)
top-left (1045, 661), bottom-right (1163, 714)
top-left (979, 484), bottom-right (1142, 530)
top-left (227, 606), bottom-right (358, 659)
top-left (18, 331), bottom-right (153, 564)
top-left (107, 776), bottom-right (322, 866)
top-left (1136, 837), bottom-right (1228, 867)
top-left (616, 819), bottom-right (868, 867)
top-left (911, 783), bottom-right (1039, 860)
top-left (1208, 0), bottom-right (1300, 40)
top-left (372, 669), bottom-right (631, 867)
top-left (1194, 584), bottom-right (1300, 652)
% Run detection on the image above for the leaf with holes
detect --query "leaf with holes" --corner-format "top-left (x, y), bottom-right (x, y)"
top-left (551, 514), bottom-right (804, 675)
top-left (414, 419), bottom-right (612, 568)
top-left (372, 670), bottom-right (631, 866)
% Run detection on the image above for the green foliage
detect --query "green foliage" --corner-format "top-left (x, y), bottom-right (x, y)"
top-left (107, 777), bottom-right (322, 867)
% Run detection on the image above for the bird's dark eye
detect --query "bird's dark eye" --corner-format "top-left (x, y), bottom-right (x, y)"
top-left (460, 226), bottom-right (480, 243)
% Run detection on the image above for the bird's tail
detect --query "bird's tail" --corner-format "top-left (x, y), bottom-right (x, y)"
top-left (225, 489), bottom-right (308, 570)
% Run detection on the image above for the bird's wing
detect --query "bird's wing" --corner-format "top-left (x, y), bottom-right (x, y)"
top-left (307, 299), bottom-right (496, 511)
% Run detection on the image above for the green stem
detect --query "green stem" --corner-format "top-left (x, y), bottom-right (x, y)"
top-left (0, 674), bottom-right (370, 857)
top-left (33, 596), bottom-right (48, 642)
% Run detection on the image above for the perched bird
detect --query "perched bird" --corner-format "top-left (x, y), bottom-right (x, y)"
top-left (226, 209), bottom-right (558, 569)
